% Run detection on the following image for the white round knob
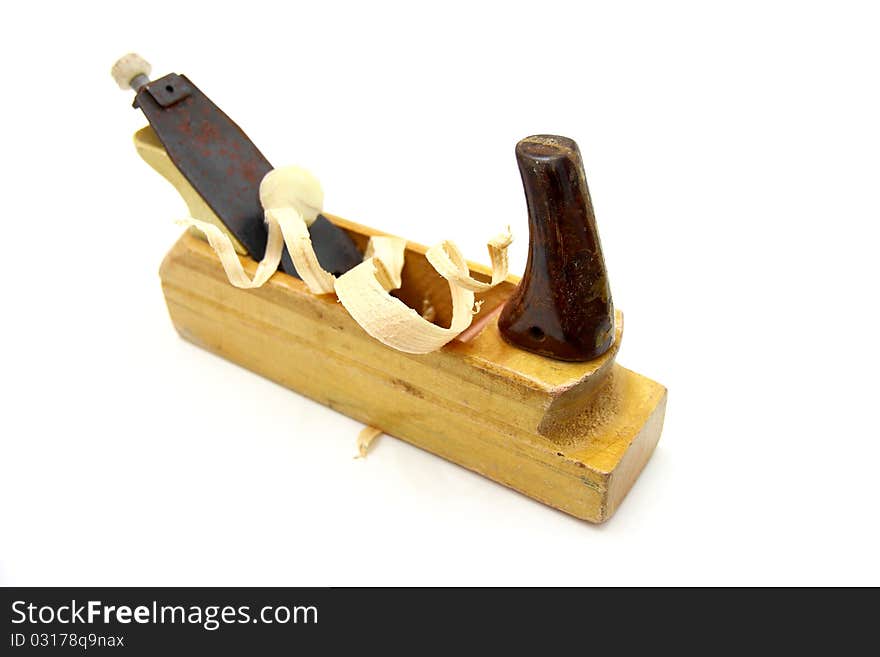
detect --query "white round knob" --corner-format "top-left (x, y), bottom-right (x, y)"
top-left (111, 53), bottom-right (151, 90)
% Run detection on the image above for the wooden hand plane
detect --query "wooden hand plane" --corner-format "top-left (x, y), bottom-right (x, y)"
top-left (114, 54), bottom-right (666, 522)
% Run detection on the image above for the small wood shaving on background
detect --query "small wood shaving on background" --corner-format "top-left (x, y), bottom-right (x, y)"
top-left (355, 426), bottom-right (383, 459)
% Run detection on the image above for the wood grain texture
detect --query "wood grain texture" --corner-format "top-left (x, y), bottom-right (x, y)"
top-left (158, 221), bottom-right (666, 522)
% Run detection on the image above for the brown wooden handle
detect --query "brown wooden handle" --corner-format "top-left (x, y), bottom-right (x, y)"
top-left (498, 135), bottom-right (615, 361)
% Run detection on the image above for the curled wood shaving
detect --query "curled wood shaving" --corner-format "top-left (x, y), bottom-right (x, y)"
top-left (335, 236), bottom-right (496, 354)
top-left (426, 228), bottom-right (513, 292)
top-left (180, 166), bottom-right (513, 354)
top-left (177, 166), bottom-right (325, 291)
top-left (261, 167), bottom-right (336, 295)
top-left (175, 214), bottom-right (284, 288)
top-left (355, 426), bottom-right (383, 459)
top-left (273, 206), bottom-right (336, 294)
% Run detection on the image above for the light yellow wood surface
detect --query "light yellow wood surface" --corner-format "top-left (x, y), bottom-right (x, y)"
top-left (134, 126), bottom-right (248, 254)
top-left (159, 228), bottom-right (666, 522)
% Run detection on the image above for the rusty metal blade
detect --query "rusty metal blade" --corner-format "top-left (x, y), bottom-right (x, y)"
top-left (134, 73), bottom-right (362, 279)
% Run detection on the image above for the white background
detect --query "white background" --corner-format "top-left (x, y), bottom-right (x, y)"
top-left (1, 1), bottom-right (878, 586)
